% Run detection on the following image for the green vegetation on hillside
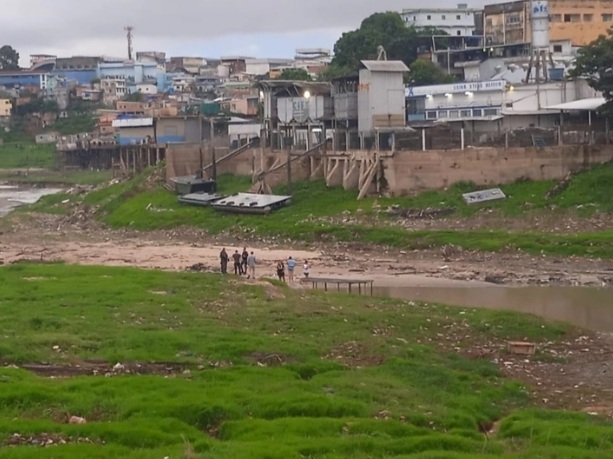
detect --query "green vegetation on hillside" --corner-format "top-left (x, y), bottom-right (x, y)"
top-left (0, 263), bottom-right (610, 458)
top-left (0, 142), bottom-right (54, 169)
top-left (30, 163), bottom-right (613, 258)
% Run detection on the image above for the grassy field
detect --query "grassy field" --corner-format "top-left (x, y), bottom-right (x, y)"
top-left (0, 142), bottom-right (55, 169)
top-left (0, 169), bottom-right (112, 186)
top-left (0, 263), bottom-right (610, 458)
top-left (29, 162), bottom-right (613, 258)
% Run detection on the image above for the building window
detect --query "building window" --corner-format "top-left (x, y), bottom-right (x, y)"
top-left (442, 14), bottom-right (446, 20)
top-left (550, 14), bottom-right (561, 22)
top-left (461, 109), bottom-right (472, 117)
top-left (584, 14), bottom-right (593, 22)
top-left (602, 13), bottom-right (613, 21)
top-left (438, 110), bottom-right (449, 118)
top-left (563, 14), bottom-right (580, 22)
top-left (449, 110), bottom-right (459, 118)
top-left (483, 108), bottom-right (498, 116)
top-left (486, 18), bottom-right (492, 27)
top-left (457, 30), bottom-right (462, 35)
top-left (472, 108), bottom-right (483, 117)
top-left (427, 15), bottom-right (431, 20)
top-left (426, 111), bottom-right (437, 119)
top-left (456, 15), bottom-right (461, 20)
top-left (553, 44), bottom-right (563, 52)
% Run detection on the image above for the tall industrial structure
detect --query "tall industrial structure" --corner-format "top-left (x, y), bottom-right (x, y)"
top-left (125, 26), bottom-right (134, 61)
top-left (525, 1), bottom-right (553, 83)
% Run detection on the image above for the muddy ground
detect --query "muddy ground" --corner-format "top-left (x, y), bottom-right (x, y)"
top-left (1, 212), bottom-right (612, 288)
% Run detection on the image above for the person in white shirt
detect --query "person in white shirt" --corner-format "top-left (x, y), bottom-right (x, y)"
top-left (303, 260), bottom-right (311, 279)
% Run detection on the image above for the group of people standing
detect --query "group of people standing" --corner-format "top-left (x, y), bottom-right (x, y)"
top-left (219, 248), bottom-right (310, 282)
top-left (219, 247), bottom-right (257, 279)
top-left (275, 256), bottom-right (310, 283)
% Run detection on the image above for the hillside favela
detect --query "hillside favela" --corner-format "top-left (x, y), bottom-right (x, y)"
top-left (1, 0), bottom-right (613, 457)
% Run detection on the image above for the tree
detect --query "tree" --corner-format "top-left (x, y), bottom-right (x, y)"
top-left (279, 68), bottom-right (312, 81)
top-left (409, 59), bottom-right (455, 85)
top-left (327, 12), bottom-right (448, 76)
top-left (571, 32), bottom-right (613, 114)
top-left (0, 45), bottom-right (20, 70)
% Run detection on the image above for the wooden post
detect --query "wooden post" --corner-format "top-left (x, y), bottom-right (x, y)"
top-left (287, 147), bottom-right (292, 195)
top-left (212, 147), bottom-right (217, 182)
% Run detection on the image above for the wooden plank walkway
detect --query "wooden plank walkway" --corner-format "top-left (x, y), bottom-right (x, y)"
top-left (303, 277), bottom-right (374, 296)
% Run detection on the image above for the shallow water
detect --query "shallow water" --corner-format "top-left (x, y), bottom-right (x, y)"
top-left (375, 285), bottom-right (613, 333)
top-left (0, 185), bottom-right (62, 217)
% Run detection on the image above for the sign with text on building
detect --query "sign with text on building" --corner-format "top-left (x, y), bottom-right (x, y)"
top-left (531, 1), bottom-right (549, 19)
top-left (406, 80), bottom-right (506, 97)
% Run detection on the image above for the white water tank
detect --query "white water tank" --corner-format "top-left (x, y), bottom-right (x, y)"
top-left (531, 1), bottom-right (550, 49)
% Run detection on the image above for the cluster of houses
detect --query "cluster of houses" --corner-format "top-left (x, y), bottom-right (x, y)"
top-left (2, 0), bottom-right (612, 151)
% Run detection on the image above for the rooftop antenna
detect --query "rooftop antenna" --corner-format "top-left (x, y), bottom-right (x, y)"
top-left (376, 45), bottom-right (387, 61)
top-left (125, 26), bottom-right (134, 60)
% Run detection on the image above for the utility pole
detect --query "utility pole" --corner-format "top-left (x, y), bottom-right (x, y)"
top-left (125, 26), bottom-right (134, 60)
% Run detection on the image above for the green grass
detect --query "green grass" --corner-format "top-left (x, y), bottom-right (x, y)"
top-left (0, 263), bottom-right (610, 458)
top-left (0, 142), bottom-right (54, 169)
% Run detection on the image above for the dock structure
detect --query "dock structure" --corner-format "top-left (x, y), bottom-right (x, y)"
top-left (304, 277), bottom-right (374, 296)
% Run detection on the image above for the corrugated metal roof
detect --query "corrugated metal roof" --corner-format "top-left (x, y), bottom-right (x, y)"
top-left (546, 97), bottom-right (606, 111)
top-left (112, 118), bottom-right (154, 128)
top-left (360, 60), bottom-right (409, 72)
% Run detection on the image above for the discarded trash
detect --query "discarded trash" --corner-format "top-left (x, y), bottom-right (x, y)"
top-left (387, 206), bottom-right (455, 219)
top-left (69, 416), bottom-right (87, 425)
top-left (179, 192), bottom-right (225, 208)
top-left (462, 188), bottom-right (506, 205)
top-left (211, 193), bottom-right (291, 215)
top-left (507, 341), bottom-right (536, 356)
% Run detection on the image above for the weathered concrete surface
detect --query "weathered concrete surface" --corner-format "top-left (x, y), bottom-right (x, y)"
top-left (165, 143), bottom-right (613, 195)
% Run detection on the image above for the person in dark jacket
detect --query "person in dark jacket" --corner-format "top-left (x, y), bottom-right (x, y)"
top-left (219, 248), bottom-right (229, 274)
top-left (232, 250), bottom-right (242, 275)
top-left (241, 247), bottom-right (249, 275)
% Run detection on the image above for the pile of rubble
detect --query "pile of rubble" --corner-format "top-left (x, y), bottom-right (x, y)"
top-left (3, 433), bottom-right (103, 448)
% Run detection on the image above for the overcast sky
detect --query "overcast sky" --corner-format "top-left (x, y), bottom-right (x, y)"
top-left (3, 0), bottom-right (489, 67)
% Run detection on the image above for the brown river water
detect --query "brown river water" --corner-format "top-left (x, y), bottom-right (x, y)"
top-left (375, 285), bottom-right (613, 333)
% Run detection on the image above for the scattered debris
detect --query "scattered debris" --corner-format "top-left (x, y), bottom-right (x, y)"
top-left (507, 341), bottom-right (537, 356)
top-left (3, 433), bottom-right (103, 447)
top-left (462, 188), bottom-right (506, 205)
top-left (68, 416), bottom-right (87, 425)
top-left (387, 206), bottom-right (455, 219)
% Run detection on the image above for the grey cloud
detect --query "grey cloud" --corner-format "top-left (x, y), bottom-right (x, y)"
top-left (1, 0), bottom-right (487, 60)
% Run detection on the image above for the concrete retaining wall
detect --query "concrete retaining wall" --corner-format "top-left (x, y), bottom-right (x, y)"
top-left (383, 145), bottom-right (613, 195)
top-left (166, 143), bottom-right (613, 195)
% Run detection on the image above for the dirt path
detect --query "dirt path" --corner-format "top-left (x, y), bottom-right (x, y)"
top-left (1, 213), bottom-right (612, 288)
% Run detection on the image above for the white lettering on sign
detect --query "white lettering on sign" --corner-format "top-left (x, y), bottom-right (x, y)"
top-left (406, 80), bottom-right (506, 97)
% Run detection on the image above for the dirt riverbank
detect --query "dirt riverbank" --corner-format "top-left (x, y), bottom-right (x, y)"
top-left (1, 212), bottom-right (612, 288)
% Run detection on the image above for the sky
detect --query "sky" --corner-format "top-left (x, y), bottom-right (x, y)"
top-left (2, 0), bottom-right (488, 67)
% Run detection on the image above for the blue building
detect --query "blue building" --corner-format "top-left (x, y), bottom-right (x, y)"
top-left (52, 69), bottom-right (97, 86)
top-left (98, 61), bottom-right (166, 92)
top-left (0, 71), bottom-right (49, 89)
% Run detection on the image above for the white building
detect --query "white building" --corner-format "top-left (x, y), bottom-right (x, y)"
top-left (406, 78), bottom-right (600, 129)
top-left (245, 58), bottom-right (295, 76)
top-left (401, 4), bottom-right (480, 36)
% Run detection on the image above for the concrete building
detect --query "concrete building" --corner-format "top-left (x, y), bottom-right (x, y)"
top-left (358, 60), bottom-right (410, 136)
top-left (98, 61), bottom-right (166, 92)
top-left (168, 57), bottom-right (205, 74)
top-left (401, 4), bottom-right (481, 36)
top-left (100, 78), bottom-right (128, 105)
top-left (0, 70), bottom-right (49, 90)
top-left (137, 51), bottom-right (166, 65)
top-left (405, 78), bottom-right (600, 129)
top-left (484, 0), bottom-right (613, 49)
top-left (245, 58), bottom-right (295, 76)
top-left (112, 116), bottom-right (204, 145)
